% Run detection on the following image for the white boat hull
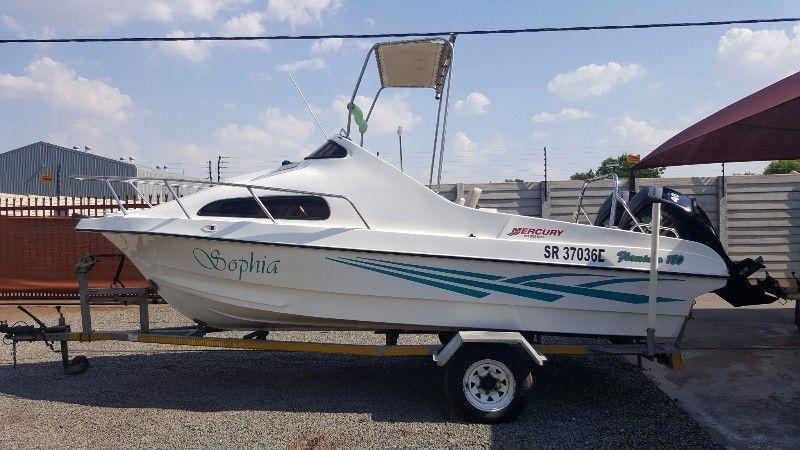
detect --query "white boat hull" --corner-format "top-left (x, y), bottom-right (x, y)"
top-left (105, 232), bottom-right (724, 338)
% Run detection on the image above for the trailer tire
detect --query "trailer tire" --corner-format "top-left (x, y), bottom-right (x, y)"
top-left (67, 355), bottom-right (90, 375)
top-left (444, 344), bottom-right (532, 423)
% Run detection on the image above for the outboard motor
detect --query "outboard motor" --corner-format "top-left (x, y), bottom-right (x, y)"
top-left (595, 186), bottom-right (785, 306)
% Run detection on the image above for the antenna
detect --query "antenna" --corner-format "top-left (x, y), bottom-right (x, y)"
top-left (288, 73), bottom-right (328, 140)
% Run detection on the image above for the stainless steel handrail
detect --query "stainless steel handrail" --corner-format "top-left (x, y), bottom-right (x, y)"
top-left (573, 173), bottom-right (641, 230)
top-left (72, 176), bottom-right (371, 229)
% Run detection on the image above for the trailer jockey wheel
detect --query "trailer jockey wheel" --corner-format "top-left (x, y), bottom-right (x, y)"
top-left (66, 355), bottom-right (90, 375)
top-left (443, 344), bottom-right (532, 423)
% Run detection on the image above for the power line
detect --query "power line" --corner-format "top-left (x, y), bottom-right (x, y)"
top-left (1, 17), bottom-right (798, 44)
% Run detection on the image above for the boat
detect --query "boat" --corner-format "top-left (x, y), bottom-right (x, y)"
top-left (74, 37), bottom-right (781, 340)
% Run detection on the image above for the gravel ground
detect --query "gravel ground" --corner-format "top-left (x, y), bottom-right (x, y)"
top-left (0, 305), bottom-right (720, 449)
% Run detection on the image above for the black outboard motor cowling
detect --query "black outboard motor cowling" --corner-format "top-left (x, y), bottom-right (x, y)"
top-left (595, 186), bottom-right (784, 306)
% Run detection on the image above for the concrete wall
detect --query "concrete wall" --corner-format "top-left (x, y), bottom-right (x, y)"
top-left (439, 174), bottom-right (800, 291)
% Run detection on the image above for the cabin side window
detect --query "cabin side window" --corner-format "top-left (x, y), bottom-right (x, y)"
top-left (197, 195), bottom-right (330, 220)
top-left (304, 141), bottom-right (348, 159)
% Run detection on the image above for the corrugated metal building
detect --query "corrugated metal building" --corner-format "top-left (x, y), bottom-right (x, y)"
top-left (0, 141), bottom-right (196, 198)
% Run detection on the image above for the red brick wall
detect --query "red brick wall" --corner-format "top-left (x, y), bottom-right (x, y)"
top-left (0, 216), bottom-right (147, 298)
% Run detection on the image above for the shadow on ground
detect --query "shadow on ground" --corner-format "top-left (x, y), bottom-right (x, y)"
top-left (0, 349), bottom-right (719, 448)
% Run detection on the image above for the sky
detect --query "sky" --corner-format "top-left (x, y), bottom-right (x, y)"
top-left (1, 0), bottom-right (799, 183)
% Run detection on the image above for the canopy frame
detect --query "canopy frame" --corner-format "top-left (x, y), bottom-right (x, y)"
top-left (344, 35), bottom-right (456, 190)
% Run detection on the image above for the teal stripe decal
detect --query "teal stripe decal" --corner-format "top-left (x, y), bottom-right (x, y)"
top-left (352, 257), bottom-right (505, 281)
top-left (325, 257), bottom-right (490, 298)
top-left (578, 277), bottom-right (684, 288)
top-left (504, 273), bottom-right (612, 284)
top-left (327, 257), bottom-right (684, 304)
top-left (519, 279), bottom-right (682, 304)
top-left (347, 257), bottom-right (562, 302)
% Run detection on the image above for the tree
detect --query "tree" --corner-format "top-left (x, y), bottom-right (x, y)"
top-left (597, 154), bottom-right (664, 178)
top-left (504, 178), bottom-right (524, 182)
top-left (569, 169), bottom-right (595, 181)
top-left (569, 154), bottom-right (664, 180)
top-left (764, 160), bottom-right (800, 175)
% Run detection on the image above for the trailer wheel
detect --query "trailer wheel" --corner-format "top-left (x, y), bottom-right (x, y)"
top-left (66, 355), bottom-right (90, 375)
top-left (444, 344), bottom-right (532, 423)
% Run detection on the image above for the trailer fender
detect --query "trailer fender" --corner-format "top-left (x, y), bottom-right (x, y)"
top-left (433, 331), bottom-right (546, 367)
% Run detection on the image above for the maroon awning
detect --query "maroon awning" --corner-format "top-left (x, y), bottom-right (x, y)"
top-left (635, 71), bottom-right (800, 169)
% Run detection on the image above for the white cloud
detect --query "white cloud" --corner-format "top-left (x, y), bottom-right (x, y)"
top-left (445, 131), bottom-right (479, 167)
top-left (547, 62), bottom-right (645, 101)
top-left (613, 117), bottom-right (675, 148)
top-left (353, 39), bottom-right (375, 50)
top-left (332, 93), bottom-right (422, 135)
top-left (158, 30), bottom-right (212, 62)
top-left (0, 57), bottom-right (133, 123)
top-left (265, 0), bottom-right (343, 27)
top-left (1, 13), bottom-right (55, 39)
top-left (277, 58), bottom-right (328, 72)
top-left (454, 92), bottom-right (491, 114)
top-left (311, 37), bottom-right (344, 53)
top-left (452, 132), bottom-right (477, 153)
top-left (159, 11), bottom-right (271, 61)
top-left (220, 11), bottom-right (268, 49)
top-left (717, 25), bottom-right (800, 78)
top-left (531, 108), bottom-right (593, 123)
top-left (1, 14), bottom-right (24, 33)
top-left (221, 11), bottom-right (265, 35)
top-left (365, 17), bottom-right (376, 27)
top-left (213, 107), bottom-right (316, 159)
top-left (184, 0), bottom-right (245, 22)
top-left (0, 1), bottom-right (244, 34)
top-left (180, 143), bottom-right (212, 164)
top-left (532, 130), bottom-right (550, 139)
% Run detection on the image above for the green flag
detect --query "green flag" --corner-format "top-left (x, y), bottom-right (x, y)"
top-left (347, 102), bottom-right (368, 135)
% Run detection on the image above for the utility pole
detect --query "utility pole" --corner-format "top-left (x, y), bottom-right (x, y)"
top-left (721, 163), bottom-right (726, 197)
top-left (397, 126), bottom-right (404, 172)
top-left (207, 161), bottom-right (213, 181)
top-left (56, 163), bottom-right (62, 198)
top-left (217, 156), bottom-right (229, 182)
top-left (543, 146), bottom-right (548, 203)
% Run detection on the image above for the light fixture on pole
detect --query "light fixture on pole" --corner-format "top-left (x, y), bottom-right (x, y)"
top-left (397, 126), bottom-right (404, 173)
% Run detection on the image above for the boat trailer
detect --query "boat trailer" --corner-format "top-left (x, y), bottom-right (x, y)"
top-left (1, 250), bottom-right (684, 422)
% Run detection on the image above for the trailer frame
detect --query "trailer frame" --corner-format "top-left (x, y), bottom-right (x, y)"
top-left (1, 252), bottom-right (684, 422)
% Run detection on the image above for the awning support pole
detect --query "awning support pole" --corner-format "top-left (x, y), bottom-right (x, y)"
top-left (435, 35), bottom-right (457, 191)
top-left (647, 202), bottom-right (662, 355)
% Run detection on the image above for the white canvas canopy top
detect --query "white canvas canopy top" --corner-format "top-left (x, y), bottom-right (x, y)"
top-left (374, 39), bottom-right (453, 97)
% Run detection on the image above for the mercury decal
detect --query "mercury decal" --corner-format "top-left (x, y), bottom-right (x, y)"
top-left (193, 248), bottom-right (280, 280)
top-left (507, 227), bottom-right (564, 238)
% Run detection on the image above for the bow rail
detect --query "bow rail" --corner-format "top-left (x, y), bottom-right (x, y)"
top-left (71, 175), bottom-right (371, 229)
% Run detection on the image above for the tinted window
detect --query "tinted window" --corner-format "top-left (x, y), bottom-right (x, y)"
top-left (197, 195), bottom-right (330, 220)
top-left (305, 141), bottom-right (347, 159)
